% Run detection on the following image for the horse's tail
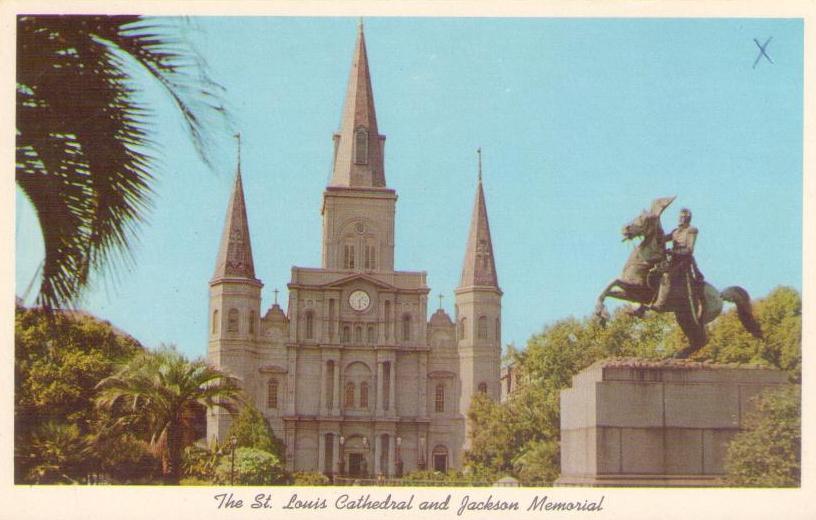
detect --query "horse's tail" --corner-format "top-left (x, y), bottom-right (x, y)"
top-left (720, 286), bottom-right (763, 339)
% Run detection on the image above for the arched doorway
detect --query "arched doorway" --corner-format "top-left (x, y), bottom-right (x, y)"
top-left (432, 445), bottom-right (448, 473)
top-left (340, 434), bottom-right (370, 477)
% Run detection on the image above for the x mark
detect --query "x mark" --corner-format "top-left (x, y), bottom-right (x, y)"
top-left (753, 37), bottom-right (773, 69)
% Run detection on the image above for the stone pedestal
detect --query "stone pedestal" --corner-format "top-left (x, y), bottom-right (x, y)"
top-left (555, 358), bottom-right (789, 487)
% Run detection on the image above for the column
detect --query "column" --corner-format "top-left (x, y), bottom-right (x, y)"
top-left (289, 290), bottom-right (298, 342)
top-left (418, 353), bottom-right (428, 416)
top-left (388, 358), bottom-right (396, 415)
top-left (319, 360), bottom-right (326, 415)
top-left (374, 434), bottom-right (382, 476)
top-left (318, 431), bottom-right (325, 474)
top-left (333, 433), bottom-right (341, 475)
top-left (376, 361), bottom-right (384, 415)
top-left (333, 359), bottom-right (341, 417)
top-left (287, 348), bottom-right (297, 415)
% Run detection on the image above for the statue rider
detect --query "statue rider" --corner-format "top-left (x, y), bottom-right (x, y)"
top-left (650, 208), bottom-right (703, 311)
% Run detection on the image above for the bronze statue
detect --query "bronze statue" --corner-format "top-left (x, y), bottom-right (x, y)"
top-left (594, 196), bottom-right (762, 358)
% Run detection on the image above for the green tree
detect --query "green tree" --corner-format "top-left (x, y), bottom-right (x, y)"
top-left (512, 439), bottom-right (560, 486)
top-left (214, 447), bottom-right (287, 485)
top-left (224, 404), bottom-right (285, 459)
top-left (725, 386), bottom-right (800, 487)
top-left (695, 286), bottom-right (801, 382)
top-left (14, 305), bottom-right (144, 483)
top-left (16, 15), bottom-right (228, 309)
top-left (464, 288), bottom-right (801, 486)
top-left (96, 345), bottom-right (243, 484)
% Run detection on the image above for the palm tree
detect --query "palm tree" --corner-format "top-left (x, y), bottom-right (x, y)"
top-left (96, 345), bottom-right (243, 484)
top-left (16, 15), bottom-right (229, 309)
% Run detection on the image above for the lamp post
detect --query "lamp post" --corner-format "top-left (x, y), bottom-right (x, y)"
top-left (229, 435), bottom-right (238, 485)
top-left (361, 436), bottom-right (369, 478)
top-left (396, 436), bottom-right (403, 478)
top-left (418, 434), bottom-right (426, 471)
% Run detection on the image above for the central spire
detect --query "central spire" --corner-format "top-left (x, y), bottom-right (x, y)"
top-left (329, 21), bottom-right (386, 188)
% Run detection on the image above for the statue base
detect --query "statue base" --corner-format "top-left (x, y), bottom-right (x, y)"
top-left (555, 358), bottom-right (789, 487)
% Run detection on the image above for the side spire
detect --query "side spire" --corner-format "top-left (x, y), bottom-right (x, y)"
top-left (459, 148), bottom-right (499, 289)
top-left (329, 21), bottom-right (386, 188)
top-left (212, 134), bottom-right (257, 282)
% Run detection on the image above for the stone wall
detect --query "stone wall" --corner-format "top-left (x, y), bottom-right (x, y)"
top-left (557, 358), bottom-right (790, 486)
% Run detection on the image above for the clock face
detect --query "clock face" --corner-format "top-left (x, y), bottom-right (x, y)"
top-left (349, 290), bottom-right (371, 312)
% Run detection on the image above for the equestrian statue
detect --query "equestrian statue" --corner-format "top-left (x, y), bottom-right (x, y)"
top-left (594, 196), bottom-right (762, 359)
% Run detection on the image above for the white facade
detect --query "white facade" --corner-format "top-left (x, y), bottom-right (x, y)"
top-left (207, 25), bottom-right (501, 477)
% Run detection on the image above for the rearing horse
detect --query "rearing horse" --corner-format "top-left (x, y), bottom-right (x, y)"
top-left (594, 196), bottom-right (762, 359)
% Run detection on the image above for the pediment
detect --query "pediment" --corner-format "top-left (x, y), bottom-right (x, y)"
top-left (322, 273), bottom-right (398, 291)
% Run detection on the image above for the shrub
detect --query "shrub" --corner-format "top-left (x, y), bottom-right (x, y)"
top-left (214, 447), bottom-right (286, 485)
top-left (725, 385), bottom-right (800, 487)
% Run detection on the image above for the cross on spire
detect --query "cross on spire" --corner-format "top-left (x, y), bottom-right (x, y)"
top-left (273, 288), bottom-right (279, 305)
top-left (438, 293), bottom-right (444, 310)
top-left (235, 132), bottom-right (242, 172)
top-left (477, 147), bottom-right (482, 182)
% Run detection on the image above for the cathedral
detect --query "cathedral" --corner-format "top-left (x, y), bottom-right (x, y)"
top-left (207, 24), bottom-right (502, 478)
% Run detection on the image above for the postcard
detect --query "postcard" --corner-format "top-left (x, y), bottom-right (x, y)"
top-left (4, 1), bottom-right (814, 519)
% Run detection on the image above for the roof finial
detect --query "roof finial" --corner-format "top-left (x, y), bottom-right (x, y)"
top-left (477, 147), bottom-right (483, 183)
top-left (438, 293), bottom-right (444, 310)
top-left (358, 17), bottom-right (364, 34)
top-left (273, 288), bottom-right (279, 305)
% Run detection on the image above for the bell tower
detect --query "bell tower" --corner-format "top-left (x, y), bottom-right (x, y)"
top-left (455, 149), bottom-right (502, 445)
top-left (207, 137), bottom-right (262, 441)
top-left (321, 21), bottom-right (397, 274)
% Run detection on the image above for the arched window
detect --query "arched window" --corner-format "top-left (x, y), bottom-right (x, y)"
top-left (478, 316), bottom-right (488, 339)
top-left (305, 311), bottom-right (315, 340)
top-left (435, 383), bottom-right (445, 413)
top-left (249, 310), bottom-right (255, 334)
top-left (496, 318), bottom-right (501, 342)
top-left (212, 309), bottom-right (219, 334)
top-left (360, 382), bottom-right (369, 408)
top-left (227, 308), bottom-right (239, 333)
top-left (354, 127), bottom-right (369, 164)
top-left (364, 243), bottom-right (377, 270)
top-left (344, 382), bottom-right (355, 408)
top-left (459, 318), bottom-right (467, 339)
top-left (342, 326), bottom-right (351, 344)
top-left (343, 243), bottom-right (355, 270)
top-left (402, 314), bottom-right (412, 342)
top-left (367, 325), bottom-right (376, 344)
top-left (267, 379), bottom-right (279, 409)
top-left (354, 325), bottom-right (363, 344)
top-left (384, 301), bottom-right (391, 340)
top-left (478, 382), bottom-right (487, 394)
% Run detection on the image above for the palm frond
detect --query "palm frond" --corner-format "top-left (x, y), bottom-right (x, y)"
top-left (16, 15), bottom-right (230, 309)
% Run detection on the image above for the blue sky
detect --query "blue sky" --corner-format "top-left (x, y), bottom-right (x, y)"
top-left (15, 17), bottom-right (803, 360)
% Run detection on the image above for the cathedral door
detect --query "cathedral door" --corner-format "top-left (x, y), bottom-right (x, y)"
top-left (433, 454), bottom-right (447, 473)
top-left (348, 453), bottom-right (363, 477)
